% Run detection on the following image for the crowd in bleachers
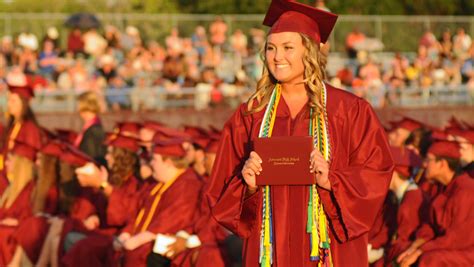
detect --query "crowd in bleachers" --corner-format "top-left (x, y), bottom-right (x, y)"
top-left (334, 27), bottom-right (474, 107)
top-left (1, 18), bottom-right (474, 111)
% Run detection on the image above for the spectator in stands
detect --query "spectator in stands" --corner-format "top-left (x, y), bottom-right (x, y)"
top-left (209, 16), bottom-right (227, 50)
top-left (438, 28), bottom-right (453, 57)
top-left (345, 27), bottom-right (366, 58)
top-left (97, 54), bottom-right (117, 83)
top-left (74, 91), bottom-right (106, 165)
top-left (106, 76), bottom-right (131, 111)
top-left (166, 27), bottom-right (184, 55)
top-left (42, 27), bottom-right (60, 53)
top-left (191, 26), bottom-right (208, 65)
top-left (453, 27), bottom-right (472, 60)
top-left (38, 39), bottom-right (58, 80)
top-left (461, 45), bottom-right (474, 84)
top-left (83, 28), bottom-right (107, 58)
top-left (67, 28), bottom-right (84, 56)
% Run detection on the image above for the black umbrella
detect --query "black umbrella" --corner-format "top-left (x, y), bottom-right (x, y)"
top-left (64, 13), bottom-right (101, 30)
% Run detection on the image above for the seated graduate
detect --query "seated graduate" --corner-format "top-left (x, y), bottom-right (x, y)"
top-left (113, 136), bottom-right (203, 267)
top-left (397, 141), bottom-right (474, 267)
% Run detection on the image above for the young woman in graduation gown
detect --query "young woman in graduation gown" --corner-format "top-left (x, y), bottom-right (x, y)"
top-left (206, 1), bottom-right (394, 266)
top-left (0, 140), bottom-right (38, 266)
top-left (60, 134), bottom-right (142, 267)
top-left (0, 81), bottom-right (43, 193)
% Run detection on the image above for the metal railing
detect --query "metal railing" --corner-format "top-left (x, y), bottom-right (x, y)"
top-left (1, 13), bottom-right (473, 52)
top-left (0, 84), bottom-right (472, 114)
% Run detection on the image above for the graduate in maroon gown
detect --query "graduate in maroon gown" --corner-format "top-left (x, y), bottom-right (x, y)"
top-left (367, 190), bottom-right (397, 267)
top-left (112, 137), bottom-right (203, 267)
top-left (206, 1), bottom-right (394, 267)
top-left (60, 134), bottom-right (141, 267)
top-left (384, 146), bottom-right (428, 266)
top-left (165, 133), bottom-right (229, 267)
top-left (13, 139), bottom-right (65, 266)
top-left (449, 129), bottom-right (474, 177)
top-left (1, 79), bottom-right (44, 193)
top-left (0, 138), bottom-right (38, 266)
top-left (22, 145), bottom-right (93, 267)
top-left (397, 141), bottom-right (474, 267)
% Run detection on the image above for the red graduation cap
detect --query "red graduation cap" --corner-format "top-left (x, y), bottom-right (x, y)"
top-left (184, 125), bottom-right (209, 138)
top-left (55, 129), bottom-right (79, 145)
top-left (390, 146), bottom-right (421, 178)
top-left (205, 135), bottom-right (221, 153)
top-left (154, 125), bottom-right (192, 141)
top-left (10, 125), bottom-right (43, 159)
top-left (114, 121), bottom-right (142, 137)
top-left (106, 134), bottom-right (140, 153)
top-left (390, 117), bottom-right (424, 132)
top-left (430, 128), bottom-right (449, 141)
top-left (11, 140), bottom-right (38, 161)
top-left (427, 141), bottom-right (461, 159)
top-left (262, 0), bottom-right (338, 44)
top-left (184, 125), bottom-right (211, 148)
top-left (6, 73), bottom-right (35, 100)
top-left (60, 145), bottom-right (94, 167)
top-left (152, 138), bottom-right (187, 157)
top-left (41, 140), bottom-right (66, 157)
top-left (142, 121), bottom-right (165, 132)
top-left (449, 129), bottom-right (474, 145)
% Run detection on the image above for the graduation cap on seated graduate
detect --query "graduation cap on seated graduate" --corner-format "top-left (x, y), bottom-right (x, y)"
top-left (55, 129), bottom-right (79, 145)
top-left (262, 0), bottom-right (338, 44)
top-left (59, 144), bottom-right (96, 167)
top-left (183, 125), bottom-right (211, 149)
top-left (427, 140), bottom-right (461, 159)
top-left (390, 146), bottom-right (422, 178)
top-left (448, 129), bottom-right (474, 145)
top-left (141, 120), bottom-right (166, 132)
top-left (105, 133), bottom-right (141, 153)
top-left (9, 126), bottom-right (43, 160)
top-left (389, 116), bottom-right (424, 132)
top-left (41, 139), bottom-right (67, 158)
top-left (152, 137), bottom-right (187, 158)
top-left (11, 139), bottom-right (39, 162)
top-left (113, 121), bottom-right (142, 138)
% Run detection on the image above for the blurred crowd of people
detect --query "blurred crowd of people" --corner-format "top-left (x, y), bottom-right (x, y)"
top-left (336, 27), bottom-right (474, 107)
top-left (0, 17), bottom-right (263, 111)
top-left (1, 17), bottom-right (474, 111)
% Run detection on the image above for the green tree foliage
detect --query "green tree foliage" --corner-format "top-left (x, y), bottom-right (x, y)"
top-left (0, 0), bottom-right (472, 15)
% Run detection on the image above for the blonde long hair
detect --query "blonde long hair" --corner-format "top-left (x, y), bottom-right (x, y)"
top-left (246, 33), bottom-right (328, 116)
top-left (0, 154), bottom-right (35, 208)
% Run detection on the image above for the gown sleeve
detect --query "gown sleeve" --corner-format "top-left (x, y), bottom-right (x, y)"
top-left (206, 104), bottom-right (261, 238)
top-left (421, 188), bottom-right (474, 252)
top-left (318, 98), bottom-right (394, 243)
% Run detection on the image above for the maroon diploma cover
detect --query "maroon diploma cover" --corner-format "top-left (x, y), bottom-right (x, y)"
top-left (254, 136), bottom-right (315, 185)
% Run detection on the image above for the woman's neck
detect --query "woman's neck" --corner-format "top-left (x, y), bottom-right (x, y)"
top-left (281, 82), bottom-right (307, 97)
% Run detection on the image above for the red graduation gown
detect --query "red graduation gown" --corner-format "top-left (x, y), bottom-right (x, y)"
top-left (61, 176), bottom-right (140, 267)
top-left (0, 120), bottom-right (43, 193)
top-left (416, 173), bottom-right (474, 266)
top-left (385, 188), bottom-right (428, 263)
top-left (171, 176), bottom-right (229, 267)
top-left (15, 184), bottom-right (59, 263)
top-left (0, 181), bottom-right (34, 266)
top-left (122, 169), bottom-right (203, 267)
top-left (207, 85), bottom-right (394, 267)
